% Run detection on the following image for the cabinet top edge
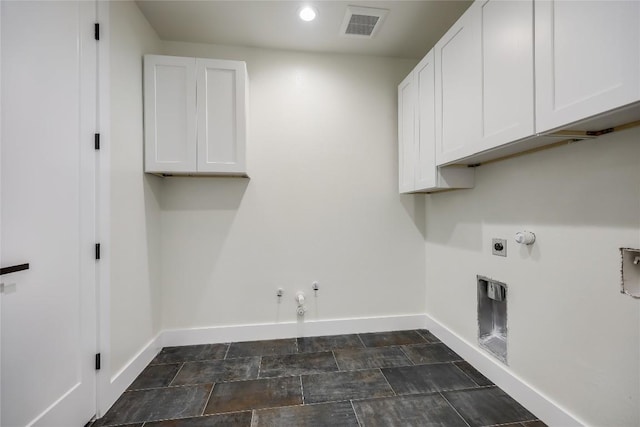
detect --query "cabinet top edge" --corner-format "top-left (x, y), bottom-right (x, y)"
top-left (143, 54), bottom-right (247, 67)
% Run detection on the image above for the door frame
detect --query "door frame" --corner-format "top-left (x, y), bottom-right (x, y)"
top-left (96, 0), bottom-right (113, 418)
top-left (0, 4), bottom-right (4, 422)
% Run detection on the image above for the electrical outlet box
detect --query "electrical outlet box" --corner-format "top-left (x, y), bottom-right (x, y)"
top-left (478, 276), bottom-right (508, 364)
top-left (492, 238), bottom-right (507, 257)
top-left (621, 248), bottom-right (640, 298)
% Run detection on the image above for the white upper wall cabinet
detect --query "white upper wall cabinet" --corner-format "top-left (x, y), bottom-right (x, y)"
top-left (402, 0), bottom-right (639, 174)
top-left (398, 50), bottom-right (474, 194)
top-left (435, 0), bottom-right (534, 166)
top-left (535, 0), bottom-right (640, 134)
top-left (144, 55), bottom-right (248, 175)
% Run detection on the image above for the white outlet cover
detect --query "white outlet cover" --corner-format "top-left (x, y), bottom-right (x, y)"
top-left (492, 238), bottom-right (507, 257)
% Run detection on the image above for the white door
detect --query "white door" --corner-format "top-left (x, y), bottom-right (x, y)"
top-left (1, 1), bottom-right (97, 426)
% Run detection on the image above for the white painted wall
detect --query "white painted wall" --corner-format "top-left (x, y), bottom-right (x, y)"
top-left (424, 128), bottom-right (640, 426)
top-left (109, 0), bottom-right (163, 375)
top-left (158, 41), bottom-right (425, 330)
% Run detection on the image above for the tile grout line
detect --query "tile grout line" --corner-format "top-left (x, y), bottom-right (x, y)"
top-left (223, 343), bottom-right (231, 360)
top-left (417, 329), bottom-right (440, 343)
top-left (200, 382), bottom-right (216, 416)
top-left (439, 391), bottom-right (472, 427)
top-left (350, 399), bottom-right (363, 427)
top-left (397, 345), bottom-right (416, 366)
top-left (167, 362), bottom-right (185, 387)
top-left (488, 422), bottom-right (536, 427)
top-left (451, 361), bottom-right (484, 387)
top-left (403, 342), bottom-right (439, 349)
top-left (299, 375), bottom-right (305, 404)
top-left (331, 350), bottom-right (342, 371)
top-left (257, 356), bottom-right (263, 379)
top-left (356, 333), bottom-right (367, 348)
top-left (412, 329), bottom-right (429, 345)
top-left (147, 361), bottom-right (183, 367)
top-left (377, 367), bottom-right (397, 396)
top-left (125, 382), bottom-right (221, 392)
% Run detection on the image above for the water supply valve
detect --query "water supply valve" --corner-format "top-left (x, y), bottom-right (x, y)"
top-left (295, 292), bottom-right (306, 317)
top-left (515, 231), bottom-right (536, 245)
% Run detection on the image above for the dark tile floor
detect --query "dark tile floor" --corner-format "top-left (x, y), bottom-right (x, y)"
top-left (96, 329), bottom-right (547, 427)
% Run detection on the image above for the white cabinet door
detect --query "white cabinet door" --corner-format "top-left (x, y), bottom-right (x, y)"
top-left (1, 1), bottom-right (97, 425)
top-left (415, 51), bottom-right (437, 190)
top-left (144, 55), bottom-right (197, 173)
top-left (476, 0), bottom-right (534, 152)
top-left (435, 3), bottom-right (482, 165)
top-left (196, 59), bottom-right (247, 174)
top-left (418, 49), bottom-right (474, 191)
top-left (535, 0), bottom-right (640, 133)
top-left (436, 0), bottom-right (534, 165)
top-left (398, 72), bottom-right (416, 193)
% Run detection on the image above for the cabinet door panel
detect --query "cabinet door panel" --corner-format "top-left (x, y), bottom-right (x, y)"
top-left (398, 73), bottom-right (416, 193)
top-left (435, 6), bottom-right (482, 165)
top-left (144, 55), bottom-right (197, 173)
top-left (415, 52), bottom-right (436, 190)
top-left (197, 59), bottom-right (247, 174)
top-left (479, 0), bottom-right (533, 149)
top-left (535, 0), bottom-right (640, 133)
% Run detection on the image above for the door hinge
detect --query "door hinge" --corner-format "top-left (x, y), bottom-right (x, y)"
top-left (95, 353), bottom-right (101, 370)
top-left (95, 243), bottom-right (101, 260)
top-left (94, 23), bottom-right (100, 41)
top-left (94, 133), bottom-right (100, 150)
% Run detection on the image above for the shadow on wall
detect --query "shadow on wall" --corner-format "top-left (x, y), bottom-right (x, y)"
top-left (153, 176), bottom-right (253, 327)
top-left (144, 173), bottom-right (164, 330)
top-left (400, 193), bottom-right (427, 240)
top-left (424, 129), bottom-right (640, 249)
top-left (158, 176), bottom-right (250, 211)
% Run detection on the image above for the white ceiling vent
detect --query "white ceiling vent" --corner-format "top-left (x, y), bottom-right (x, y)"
top-left (340, 6), bottom-right (389, 38)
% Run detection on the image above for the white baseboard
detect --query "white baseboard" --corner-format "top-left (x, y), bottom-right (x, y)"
top-left (424, 314), bottom-right (585, 427)
top-left (100, 334), bottom-right (163, 416)
top-left (161, 314), bottom-right (427, 347)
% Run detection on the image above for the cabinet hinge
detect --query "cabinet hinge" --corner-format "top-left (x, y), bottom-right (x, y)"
top-left (94, 133), bottom-right (100, 150)
top-left (95, 353), bottom-right (101, 370)
top-left (94, 23), bottom-right (100, 41)
top-left (95, 243), bottom-right (101, 260)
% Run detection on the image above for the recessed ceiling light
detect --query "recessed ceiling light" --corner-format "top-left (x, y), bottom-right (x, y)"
top-left (299, 6), bottom-right (317, 22)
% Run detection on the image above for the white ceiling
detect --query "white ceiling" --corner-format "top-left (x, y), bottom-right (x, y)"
top-left (135, 0), bottom-right (473, 59)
